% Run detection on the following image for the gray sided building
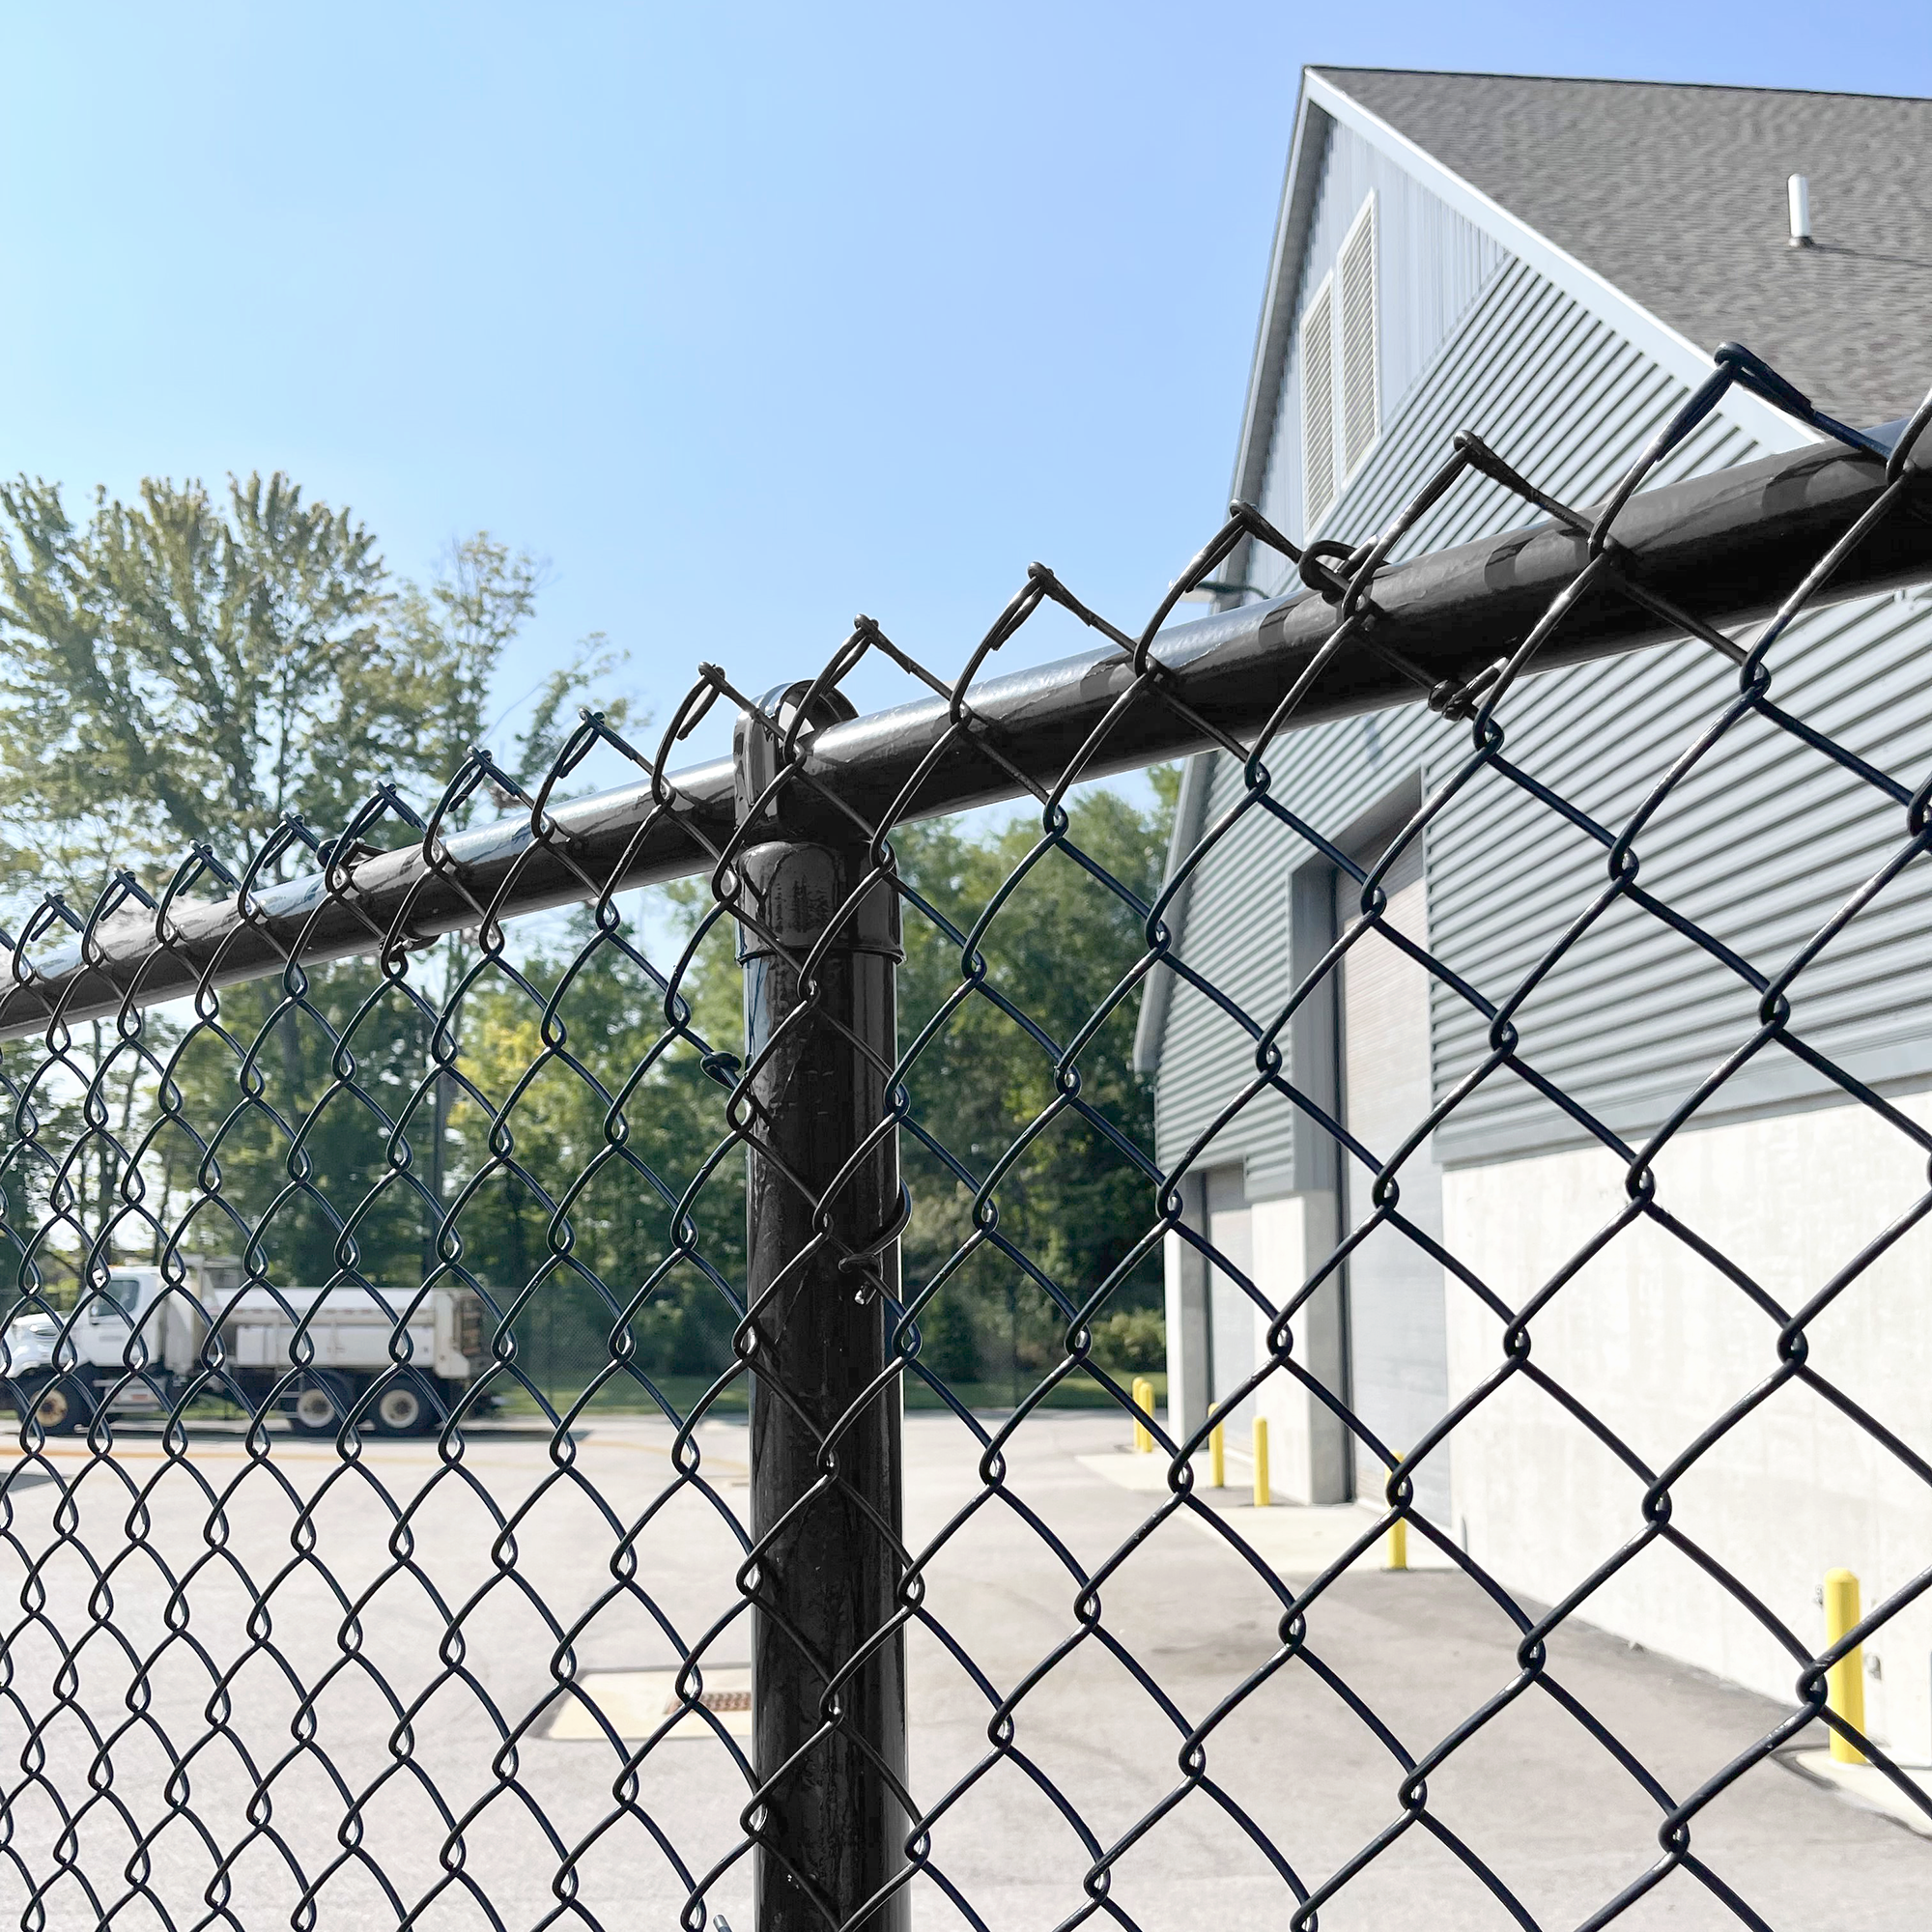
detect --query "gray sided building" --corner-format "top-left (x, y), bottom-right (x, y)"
top-left (1137, 70), bottom-right (1932, 1749)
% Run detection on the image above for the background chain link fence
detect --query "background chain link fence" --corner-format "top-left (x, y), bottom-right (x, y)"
top-left (2, 344), bottom-right (1931, 1931)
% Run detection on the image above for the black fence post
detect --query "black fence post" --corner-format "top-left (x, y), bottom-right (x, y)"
top-left (736, 689), bottom-right (910, 1932)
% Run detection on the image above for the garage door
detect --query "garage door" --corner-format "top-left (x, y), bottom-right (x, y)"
top-left (1335, 837), bottom-right (1451, 1525)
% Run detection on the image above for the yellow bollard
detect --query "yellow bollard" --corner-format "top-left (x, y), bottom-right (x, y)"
top-left (1132, 1377), bottom-right (1152, 1453)
top-left (1252, 1415), bottom-right (1270, 1508)
top-left (1384, 1517), bottom-right (1408, 1572)
top-left (1209, 1423), bottom-right (1225, 1490)
top-left (1824, 1568), bottom-right (1867, 1765)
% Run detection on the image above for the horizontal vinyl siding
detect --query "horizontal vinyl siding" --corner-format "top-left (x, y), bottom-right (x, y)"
top-left (1430, 584), bottom-right (1932, 1162)
top-left (1151, 712), bottom-right (1443, 1197)
top-left (1157, 242), bottom-right (1932, 1178)
top-left (1157, 247), bottom-right (1759, 1186)
top-left (1151, 750), bottom-right (1299, 1195)
top-left (1259, 120), bottom-right (1506, 549)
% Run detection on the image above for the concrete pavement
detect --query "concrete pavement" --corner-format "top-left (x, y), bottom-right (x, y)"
top-left (0, 1408), bottom-right (1922, 1927)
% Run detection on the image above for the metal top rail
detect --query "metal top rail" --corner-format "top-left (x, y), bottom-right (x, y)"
top-left (4, 426), bottom-right (1928, 1040)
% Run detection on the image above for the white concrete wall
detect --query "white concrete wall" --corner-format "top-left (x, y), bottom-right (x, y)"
top-left (1166, 1190), bottom-right (1349, 1504)
top-left (1444, 1093), bottom-right (1932, 1761)
top-left (1162, 1222), bottom-right (1209, 1452)
top-left (1249, 1194), bottom-right (1350, 1506)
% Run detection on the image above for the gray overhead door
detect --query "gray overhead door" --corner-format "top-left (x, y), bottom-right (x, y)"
top-left (1335, 838), bottom-right (1451, 1525)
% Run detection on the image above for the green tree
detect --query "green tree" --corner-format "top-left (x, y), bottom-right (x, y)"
top-left (0, 475), bottom-right (607, 891)
top-left (891, 779), bottom-right (1176, 1391)
top-left (0, 463), bottom-right (1178, 1417)
top-left (0, 471), bottom-right (625, 1296)
top-left (438, 905), bottom-right (747, 1411)
top-left (640, 776), bottom-right (1179, 1406)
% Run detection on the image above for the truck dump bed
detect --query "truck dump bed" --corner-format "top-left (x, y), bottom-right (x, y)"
top-left (210, 1284), bottom-right (477, 1381)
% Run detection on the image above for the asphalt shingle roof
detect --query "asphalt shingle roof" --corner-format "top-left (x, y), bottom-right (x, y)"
top-left (1312, 69), bottom-right (1932, 426)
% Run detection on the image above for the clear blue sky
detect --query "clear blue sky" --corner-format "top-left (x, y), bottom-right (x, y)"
top-left (6, 3), bottom-right (1928, 775)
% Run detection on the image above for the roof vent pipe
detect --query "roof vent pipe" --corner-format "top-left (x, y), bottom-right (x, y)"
top-left (1788, 173), bottom-right (1814, 248)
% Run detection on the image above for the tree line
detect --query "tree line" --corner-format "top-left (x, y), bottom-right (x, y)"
top-left (0, 472), bottom-right (1170, 1404)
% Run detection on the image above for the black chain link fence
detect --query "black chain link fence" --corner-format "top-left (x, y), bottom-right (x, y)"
top-left (2, 344), bottom-right (1931, 1931)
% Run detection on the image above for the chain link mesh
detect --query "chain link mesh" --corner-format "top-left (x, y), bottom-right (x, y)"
top-left (2, 345), bottom-right (1931, 1930)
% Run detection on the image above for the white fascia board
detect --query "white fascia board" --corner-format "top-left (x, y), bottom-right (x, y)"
top-left (1302, 71), bottom-right (1817, 456)
top-left (1230, 85), bottom-right (1327, 507)
top-left (1132, 750), bottom-right (1215, 1077)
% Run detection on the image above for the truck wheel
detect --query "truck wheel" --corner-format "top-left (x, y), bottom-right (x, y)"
top-left (373, 1376), bottom-right (437, 1436)
top-left (288, 1373), bottom-right (350, 1437)
top-left (19, 1375), bottom-right (93, 1437)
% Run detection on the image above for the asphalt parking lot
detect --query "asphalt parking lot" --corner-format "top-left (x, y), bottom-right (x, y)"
top-left (0, 1409), bottom-right (1924, 1929)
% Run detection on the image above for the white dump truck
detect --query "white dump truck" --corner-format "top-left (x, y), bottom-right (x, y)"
top-left (2, 1255), bottom-right (487, 1436)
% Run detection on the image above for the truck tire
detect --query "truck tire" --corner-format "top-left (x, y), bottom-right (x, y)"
top-left (373, 1375), bottom-right (438, 1437)
top-left (17, 1374), bottom-right (94, 1437)
top-left (288, 1372), bottom-right (351, 1437)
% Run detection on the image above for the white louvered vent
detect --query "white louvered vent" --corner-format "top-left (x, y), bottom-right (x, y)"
top-left (1301, 274), bottom-right (1336, 533)
top-left (1338, 194), bottom-right (1379, 480)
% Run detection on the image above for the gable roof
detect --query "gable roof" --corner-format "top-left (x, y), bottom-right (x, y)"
top-left (1310, 70), bottom-right (1932, 426)
top-left (1154, 70), bottom-right (1932, 1090)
